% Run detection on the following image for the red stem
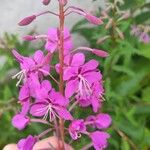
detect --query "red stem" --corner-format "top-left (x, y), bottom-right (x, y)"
top-left (58, 2), bottom-right (65, 150)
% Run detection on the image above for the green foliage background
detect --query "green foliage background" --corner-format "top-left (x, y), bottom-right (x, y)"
top-left (0, 0), bottom-right (150, 149)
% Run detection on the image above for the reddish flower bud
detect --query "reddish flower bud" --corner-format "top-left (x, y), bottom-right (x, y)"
top-left (85, 14), bottom-right (103, 25)
top-left (92, 49), bottom-right (108, 57)
top-left (18, 15), bottom-right (36, 26)
top-left (42, 0), bottom-right (51, 5)
top-left (23, 35), bottom-right (36, 41)
top-left (59, 0), bottom-right (68, 5)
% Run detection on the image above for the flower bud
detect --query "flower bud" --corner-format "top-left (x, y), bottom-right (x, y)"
top-left (92, 49), bottom-right (109, 57)
top-left (59, 0), bottom-right (68, 6)
top-left (42, 0), bottom-right (51, 5)
top-left (85, 14), bottom-right (103, 25)
top-left (18, 15), bottom-right (36, 26)
top-left (23, 35), bottom-right (36, 41)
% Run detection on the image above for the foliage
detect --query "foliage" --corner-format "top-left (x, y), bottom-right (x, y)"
top-left (71, 0), bottom-right (150, 149)
top-left (0, 0), bottom-right (150, 149)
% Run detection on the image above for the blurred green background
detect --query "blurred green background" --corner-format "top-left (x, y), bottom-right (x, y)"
top-left (0, 0), bottom-right (150, 149)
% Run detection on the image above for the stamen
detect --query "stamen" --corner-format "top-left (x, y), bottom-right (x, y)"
top-left (12, 69), bottom-right (26, 86)
top-left (78, 75), bottom-right (92, 97)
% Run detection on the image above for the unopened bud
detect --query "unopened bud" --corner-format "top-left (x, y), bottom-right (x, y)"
top-left (42, 0), bottom-right (51, 5)
top-left (97, 36), bottom-right (110, 44)
top-left (85, 14), bottom-right (103, 25)
top-left (18, 15), bottom-right (36, 26)
top-left (23, 35), bottom-right (36, 41)
top-left (59, 0), bottom-right (68, 6)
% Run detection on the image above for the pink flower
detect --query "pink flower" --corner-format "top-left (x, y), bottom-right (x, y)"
top-left (139, 32), bottom-right (150, 43)
top-left (30, 80), bottom-right (73, 121)
top-left (45, 27), bottom-right (73, 54)
top-left (12, 50), bottom-right (51, 85)
top-left (77, 81), bottom-right (104, 112)
top-left (17, 135), bottom-right (37, 150)
top-left (86, 113), bottom-right (112, 129)
top-left (90, 131), bottom-right (110, 150)
top-left (69, 119), bottom-right (86, 140)
top-left (64, 53), bottom-right (102, 99)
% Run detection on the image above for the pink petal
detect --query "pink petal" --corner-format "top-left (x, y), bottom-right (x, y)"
top-left (30, 103), bottom-right (47, 117)
top-left (71, 53), bottom-right (85, 67)
top-left (81, 60), bottom-right (99, 73)
top-left (33, 50), bottom-right (44, 64)
top-left (42, 0), bottom-right (51, 5)
top-left (55, 107), bottom-right (73, 120)
top-left (96, 113), bottom-right (112, 129)
top-left (65, 79), bottom-right (79, 98)
top-left (12, 114), bottom-right (29, 130)
top-left (84, 71), bottom-right (102, 84)
top-left (19, 83), bottom-right (30, 101)
top-left (45, 41), bottom-right (57, 53)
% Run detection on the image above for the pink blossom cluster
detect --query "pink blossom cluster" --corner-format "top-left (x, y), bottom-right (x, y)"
top-left (11, 0), bottom-right (111, 150)
top-left (131, 25), bottom-right (150, 43)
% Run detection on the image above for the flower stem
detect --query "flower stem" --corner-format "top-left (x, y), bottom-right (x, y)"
top-left (58, 2), bottom-right (65, 150)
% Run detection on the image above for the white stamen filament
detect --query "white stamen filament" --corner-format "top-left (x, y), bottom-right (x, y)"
top-left (12, 69), bottom-right (26, 86)
top-left (78, 75), bottom-right (92, 97)
top-left (34, 104), bottom-right (60, 122)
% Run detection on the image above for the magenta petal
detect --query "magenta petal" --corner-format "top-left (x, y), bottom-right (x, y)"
top-left (71, 53), bottom-right (85, 67)
top-left (96, 114), bottom-right (112, 129)
top-left (33, 50), bottom-right (44, 64)
top-left (91, 97), bottom-right (101, 113)
top-left (45, 41), bottom-right (57, 53)
top-left (55, 107), bottom-right (73, 120)
top-left (21, 101), bottom-right (30, 116)
top-left (90, 131), bottom-right (110, 150)
top-left (18, 135), bottom-right (37, 150)
top-left (12, 114), bottom-right (29, 130)
top-left (84, 71), bottom-right (102, 84)
top-left (65, 79), bottom-right (79, 98)
top-left (64, 39), bottom-right (73, 55)
top-left (19, 83), bottom-right (30, 101)
top-left (30, 103), bottom-right (47, 117)
top-left (81, 60), bottom-right (99, 73)
top-left (12, 49), bottom-right (24, 63)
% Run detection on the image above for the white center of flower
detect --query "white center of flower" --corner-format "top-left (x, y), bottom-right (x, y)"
top-left (78, 74), bottom-right (92, 97)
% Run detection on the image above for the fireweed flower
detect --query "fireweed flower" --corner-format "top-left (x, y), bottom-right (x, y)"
top-left (12, 50), bottom-right (51, 86)
top-left (12, 1), bottom-right (111, 150)
top-left (86, 113), bottom-right (112, 129)
top-left (30, 80), bottom-right (73, 121)
top-left (77, 81), bottom-right (104, 113)
top-left (69, 119), bottom-right (86, 140)
top-left (23, 27), bottom-right (73, 54)
top-left (90, 131), bottom-right (110, 150)
top-left (64, 53), bottom-right (102, 99)
top-left (17, 135), bottom-right (37, 150)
